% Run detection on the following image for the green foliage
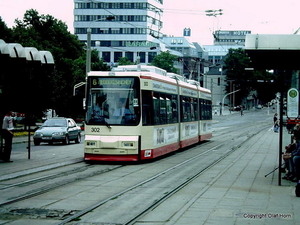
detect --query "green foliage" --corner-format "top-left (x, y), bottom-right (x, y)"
top-left (223, 48), bottom-right (252, 104)
top-left (223, 48), bottom-right (284, 105)
top-left (0, 17), bottom-right (12, 41)
top-left (151, 51), bottom-right (178, 73)
top-left (90, 49), bottom-right (110, 71)
top-left (0, 9), bottom-right (93, 118)
top-left (117, 57), bottom-right (134, 65)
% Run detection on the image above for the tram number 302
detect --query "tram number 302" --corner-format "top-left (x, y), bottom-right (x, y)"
top-left (91, 127), bottom-right (101, 132)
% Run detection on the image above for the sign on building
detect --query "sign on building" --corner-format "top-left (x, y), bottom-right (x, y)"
top-left (183, 28), bottom-right (191, 36)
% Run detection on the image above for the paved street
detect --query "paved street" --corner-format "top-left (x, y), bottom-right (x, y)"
top-left (1, 108), bottom-right (299, 225)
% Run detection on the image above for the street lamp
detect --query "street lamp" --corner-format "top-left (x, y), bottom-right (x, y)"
top-left (86, 15), bottom-right (115, 75)
top-left (221, 89), bottom-right (241, 115)
top-left (84, 15), bottom-right (115, 108)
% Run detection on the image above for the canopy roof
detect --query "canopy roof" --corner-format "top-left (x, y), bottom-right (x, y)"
top-left (0, 39), bottom-right (54, 64)
top-left (245, 34), bottom-right (300, 70)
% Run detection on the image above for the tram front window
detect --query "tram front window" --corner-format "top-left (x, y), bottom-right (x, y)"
top-left (86, 77), bottom-right (140, 126)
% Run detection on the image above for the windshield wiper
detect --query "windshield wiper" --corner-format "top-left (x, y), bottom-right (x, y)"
top-left (104, 121), bottom-right (111, 129)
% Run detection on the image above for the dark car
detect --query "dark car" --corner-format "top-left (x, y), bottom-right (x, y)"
top-left (33, 117), bottom-right (81, 145)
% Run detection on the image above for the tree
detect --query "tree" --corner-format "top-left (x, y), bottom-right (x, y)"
top-left (223, 48), bottom-right (252, 105)
top-left (0, 17), bottom-right (12, 41)
top-left (117, 57), bottom-right (134, 66)
top-left (9, 9), bottom-right (86, 117)
top-left (151, 51), bottom-right (178, 73)
top-left (90, 49), bottom-right (110, 71)
top-left (223, 48), bottom-right (285, 105)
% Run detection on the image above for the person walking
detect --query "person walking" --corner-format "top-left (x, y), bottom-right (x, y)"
top-left (273, 113), bottom-right (278, 126)
top-left (1, 111), bottom-right (14, 162)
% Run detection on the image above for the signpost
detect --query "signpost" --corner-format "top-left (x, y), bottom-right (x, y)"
top-left (287, 88), bottom-right (299, 118)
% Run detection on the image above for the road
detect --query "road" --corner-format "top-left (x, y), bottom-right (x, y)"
top-left (0, 108), bottom-right (293, 225)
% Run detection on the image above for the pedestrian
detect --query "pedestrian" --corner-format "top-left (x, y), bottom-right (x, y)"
top-left (214, 109), bottom-right (217, 115)
top-left (273, 113), bottom-right (278, 127)
top-left (1, 111), bottom-right (15, 162)
top-left (274, 119), bottom-right (280, 133)
top-left (293, 124), bottom-right (300, 145)
top-left (240, 107), bottom-right (244, 116)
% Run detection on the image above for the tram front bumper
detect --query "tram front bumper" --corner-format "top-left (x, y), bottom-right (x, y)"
top-left (85, 135), bottom-right (139, 155)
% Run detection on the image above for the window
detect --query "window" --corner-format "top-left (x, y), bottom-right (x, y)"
top-left (86, 77), bottom-right (140, 126)
top-left (102, 52), bottom-right (111, 62)
top-left (148, 52), bottom-right (157, 63)
top-left (142, 91), bottom-right (153, 125)
top-left (142, 91), bottom-right (178, 126)
top-left (200, 99), bottom-right (212, 120)
top-left (139, 52), bottom-right (146, 63)
top-left (125, 52), bottom-right (134, 62)
top-left (114, 52), bottom-right (122, 62)
top-left (181, 97), bottom-right (197, 122)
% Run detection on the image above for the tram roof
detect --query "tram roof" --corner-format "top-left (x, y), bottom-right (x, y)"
top-left (89, 65), bottom-right (211, 93)
top-left (112, 65), bottom-right (167, 76)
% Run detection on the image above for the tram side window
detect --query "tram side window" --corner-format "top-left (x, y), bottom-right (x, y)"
top-left (200, 99), bottom-right (212, 120)
top-left (182, 97), bottom-right (198, 122)
top-left (192, 98), bottom-right (199, 121)
top-left (150, 92), bottom-right (178, 125)
top-left (199, 99), bottom-right (204, 120)
top-left (171, 95), bottom-right (178, 123)
top-left (165, 94), bottom-right (178, 124)
top-left (142, 91), bottom-right (179, 126)
top-left (153, 92), bottom-right (167, 125)
top-left (166, 95), bottom-right (172, 124)
top-left (153, 93), bottom-right (160, 125)
top-left (207, 100), bottom-right (212, 120)
top-left (181, 97), bottom-right (193, 122)
top-left (142, 91), bottom-right (154, 125)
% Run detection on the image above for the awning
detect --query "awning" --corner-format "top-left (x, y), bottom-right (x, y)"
top-left (0, 39), bottom-right (54, 64)
top-left (245, 34), bottom-right (300, 70)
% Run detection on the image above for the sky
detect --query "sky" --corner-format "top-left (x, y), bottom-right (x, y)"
top-left (0, 0), bottom-right (300, 45)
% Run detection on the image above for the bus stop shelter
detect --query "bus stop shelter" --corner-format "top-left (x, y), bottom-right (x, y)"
top-left (245, 34), bottom-right (300, 185)
top-left (0, 39), bottom-right (55, 159)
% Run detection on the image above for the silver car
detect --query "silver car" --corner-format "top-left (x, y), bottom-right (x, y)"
top-left (33, 117), bottom-right (81, 145)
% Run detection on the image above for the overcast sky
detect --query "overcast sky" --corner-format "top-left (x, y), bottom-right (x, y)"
top-left (0, 0), bottom-right (300, 45)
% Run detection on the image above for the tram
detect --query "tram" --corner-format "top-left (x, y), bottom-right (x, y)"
top-left (84, 65), bottom-right (212, 162)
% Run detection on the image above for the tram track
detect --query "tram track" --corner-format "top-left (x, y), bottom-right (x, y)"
top-left (0, 117), bottom-right (252, 206)
top-left (56, 121), bottom-right (270, 225)
top-left (0, 114), bottom-right (271, 224)
top-left (0, 162), bottom-right (124, 207)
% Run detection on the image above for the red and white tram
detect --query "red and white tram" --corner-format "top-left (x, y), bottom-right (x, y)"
top-left (84, 65), bottom-right (212, 162)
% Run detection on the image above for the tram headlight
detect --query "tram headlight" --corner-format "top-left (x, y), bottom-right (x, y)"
top-left (86, 141), bottom-right (96, 146)
top-left (123, 142), bottom-right (134, 147)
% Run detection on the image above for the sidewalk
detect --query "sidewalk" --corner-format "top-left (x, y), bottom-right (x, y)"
top-left (161, 126), bottom-right (300, 224)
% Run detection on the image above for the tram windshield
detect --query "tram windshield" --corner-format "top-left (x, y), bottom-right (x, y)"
top-left (86, 77), bottom-right (140, 126)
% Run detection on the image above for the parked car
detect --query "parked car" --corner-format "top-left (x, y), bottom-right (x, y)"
top-left (33, 117), bottom-right (81, 146)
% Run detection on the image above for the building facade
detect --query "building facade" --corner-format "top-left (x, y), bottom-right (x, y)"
top-left (162, 36), bottom-right (200, 78)
top-left (213, 30), bottom-right (251, 45)
top-left (74, 0), bottom-right (165, 65)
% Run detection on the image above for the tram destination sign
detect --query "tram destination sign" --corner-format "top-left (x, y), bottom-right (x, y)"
top-left (90, 77), bottom-right (135, 88)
